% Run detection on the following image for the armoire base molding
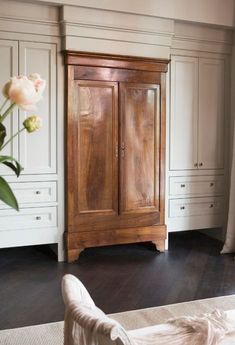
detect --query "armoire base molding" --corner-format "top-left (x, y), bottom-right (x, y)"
top-left (66, 225), bottom-right (166, 263)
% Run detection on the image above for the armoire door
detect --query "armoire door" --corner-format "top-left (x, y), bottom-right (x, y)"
top-left (119, 83), bottom-right (161, 218)
top-left (67, 80), bottom-right (119, 230)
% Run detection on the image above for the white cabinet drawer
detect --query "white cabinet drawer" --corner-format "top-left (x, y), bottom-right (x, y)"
top-left (0, 182), bottom-right (57, 208)
top-left (169, 176), bottom-right (224, 197)
top-left (0, 207), bottom-right (57, 230)
top-left (169, 197), bottom-right (224, 218)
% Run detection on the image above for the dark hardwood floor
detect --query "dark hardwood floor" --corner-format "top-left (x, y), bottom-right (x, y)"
top-left (0, 231), bottom-right (235, 330)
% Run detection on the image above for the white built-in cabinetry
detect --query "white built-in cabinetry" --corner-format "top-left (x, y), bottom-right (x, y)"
top-left (0, 38), bottom-right (61, 254)
top-left (0, 0), bottom-right (233, 258)
top-left (168, 54), bottom-right (227, 232)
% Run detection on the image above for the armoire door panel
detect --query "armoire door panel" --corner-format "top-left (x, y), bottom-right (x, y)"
top-left (170, 56), bottom-right (198, 170)
top-left (198, 58), bottom-right (225, 170)
top-left (75, 80), bottom-right (118, 216)
top-left (0, 40), bottom-right (18, 176)
top-left (120, 83), bottom-right (160, 215)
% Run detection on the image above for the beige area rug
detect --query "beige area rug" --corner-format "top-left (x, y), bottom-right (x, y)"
top-left (1, 294), bottom-right (235, 345)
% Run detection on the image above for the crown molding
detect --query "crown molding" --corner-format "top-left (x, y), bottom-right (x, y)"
top-left (8, 0), bottom-right (235, 29)
top-left (0, 0), bottom-right (59, 36)
top-left (0, 17), bottom-right (59, 37)
top-left (0, 2), bottom-right (233, 57)
top-left (61, 5), bottom-right (233, 58)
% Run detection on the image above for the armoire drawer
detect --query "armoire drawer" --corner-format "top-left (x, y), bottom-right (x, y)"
top-left (0, 182), bottom-right (57, 208)
top-left (169, 197), bottom-right (224, 218)
top-left (0, 207), bottom-right (57, 230)
top-left (169, 176), bottom-right (224, 197)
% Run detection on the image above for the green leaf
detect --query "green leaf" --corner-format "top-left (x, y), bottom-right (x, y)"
top-left (0, 176), bottom-right (19, 211)
top-left (0, 123), bottom-right (6, 149)
top-left (0, 155), bottom-right (23, 177)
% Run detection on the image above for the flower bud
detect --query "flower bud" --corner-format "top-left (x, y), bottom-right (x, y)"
top-left (23, 115), bottom-right (42, 133)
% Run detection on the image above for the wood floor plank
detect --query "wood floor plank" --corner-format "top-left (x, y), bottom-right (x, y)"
top-left (0, 231), bottom-right (234, 330)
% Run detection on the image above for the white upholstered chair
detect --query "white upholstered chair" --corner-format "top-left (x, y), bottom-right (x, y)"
top-left (62, 274), bottom-right (235, 345)
top-left (62, 274), bottom-right (132, 345)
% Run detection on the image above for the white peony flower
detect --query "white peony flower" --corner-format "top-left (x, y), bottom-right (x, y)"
top-left (2, 80), bottom-right (11, 99)
top-left (28, 73), bottom-right (46, 97)
top-left (2, 74), bottom-right (46, 111)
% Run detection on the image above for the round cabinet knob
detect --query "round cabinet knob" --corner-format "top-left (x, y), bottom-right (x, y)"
top-left (199, 162), bottom-right (203, 167)
top-left (210, 183), bottom-right (214, 187)
top-left (194, 163), bottom-right (198, 167)
top-left (209, 204), bottom-right (214, 208)
top-left (36, 191), bottom-right (41, 195)
top-left (35, 216), bottom-right (41, 220)
top-left (180, 184), bottom-right (185, 188)
top-left (180, 206), bottom-right (185, 210)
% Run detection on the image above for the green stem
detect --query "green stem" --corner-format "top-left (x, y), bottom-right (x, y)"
top-left (0, 127), bottom-right (25, 151)
top-left (0, 103), bottom-right (16, 123)
top-left (0, 98), bottom-right (9, 115)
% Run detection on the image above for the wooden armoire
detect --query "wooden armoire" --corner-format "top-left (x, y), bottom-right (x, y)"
top-left (65, 51), bottom-right (169, 262)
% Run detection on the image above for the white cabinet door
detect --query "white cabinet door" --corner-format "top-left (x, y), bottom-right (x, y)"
top-left (0, 39), bottom-right (19, 175)
top-left (19, 41), bottom-right (57, 174)
top-left (198, 58), bottom-right (225, 170)
top-left (170, 56), bottom-right (198, 170)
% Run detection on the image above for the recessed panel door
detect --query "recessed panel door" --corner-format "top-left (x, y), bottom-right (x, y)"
top-left (170, 56), bottom-right (198, 170)
top-left (120, 83), bottom-right (161, 217)
top-left (19, 41), bottom-right (57, 174)
top-left (198, 58), bottom-right (225, 170)
top-left (70, 80), bottom-right (119, 225)
top-left (0, 40), bottom-right (18, 176)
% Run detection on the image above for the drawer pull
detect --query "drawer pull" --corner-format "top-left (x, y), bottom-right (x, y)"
top-left (180, 184), bottom-right (186, 188)
top-left (199, 162), bottom-right (203, 167)
top-left (194, 163), bottom-right (198, 167)
top-left (210, 183), bottom-right (214, 187)
top-left (180, 206), bottom-right (185, 210)
top-left (35, 216), bottom-right (41, 220)
top-left (35, 191), bottom-right (41, 195)
top-left (209, 204), bottom-right (214, 208)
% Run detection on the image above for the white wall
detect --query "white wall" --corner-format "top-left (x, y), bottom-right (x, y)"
top-left (13, 0), bottom-right (235, 28)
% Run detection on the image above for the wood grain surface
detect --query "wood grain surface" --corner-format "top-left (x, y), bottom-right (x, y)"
top-left (65, 52), bottom-right (169, 262)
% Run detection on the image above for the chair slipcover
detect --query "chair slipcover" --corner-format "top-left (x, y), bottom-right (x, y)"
top-left (62, 274), bottom-right (235, 345)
